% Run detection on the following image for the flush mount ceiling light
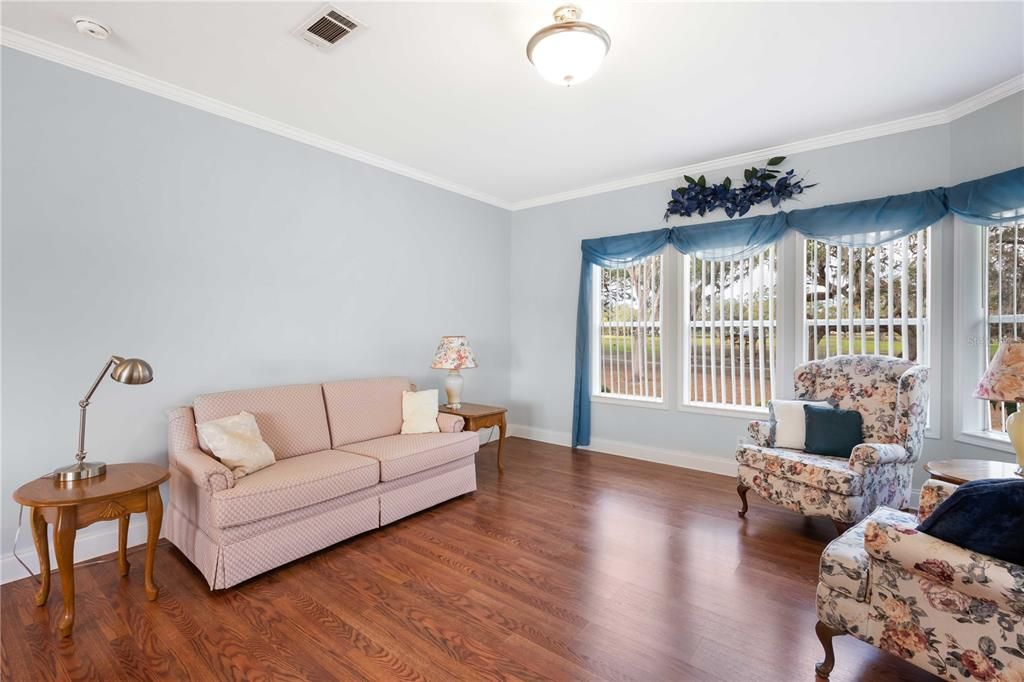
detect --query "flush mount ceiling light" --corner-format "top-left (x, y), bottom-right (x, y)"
top-left (526, 5), bottom-right (610, 87)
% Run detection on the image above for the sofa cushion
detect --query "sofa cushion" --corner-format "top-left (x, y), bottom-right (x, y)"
top-left (210, 450), bottom-right (378, 528)
top-left (736, 444), bottom-right (864, 495)
top-left (323, 377), bottom-right (410, 447)
top-left (194, 384), bottom-right (330, 460)
top-left (338, 431), bottom-right (479, 481)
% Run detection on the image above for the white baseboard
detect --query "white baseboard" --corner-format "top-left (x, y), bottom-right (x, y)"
top-left (508, 423), bottom-right (737, 477)
top-left (1, 517), bottom-right (162, 585)
top-left (509, 423), bottom-right (924, 509)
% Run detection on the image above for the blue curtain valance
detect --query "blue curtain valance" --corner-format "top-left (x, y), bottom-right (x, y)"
top-left (787, 189), bottom-right (949, 248)
top-left (946, 167), bottom-right (1024, 226)
top-left (572, 165), bottom-right (1024, 447)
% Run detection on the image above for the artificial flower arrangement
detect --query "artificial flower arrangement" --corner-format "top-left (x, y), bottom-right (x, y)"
top-left (665, 156), bottom-right (815, 220)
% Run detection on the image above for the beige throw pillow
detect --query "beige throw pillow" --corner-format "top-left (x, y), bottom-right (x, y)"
top-left (196, 411), bottom-right (276, 478)
top-left (401, 389), bottom-right (440, 434)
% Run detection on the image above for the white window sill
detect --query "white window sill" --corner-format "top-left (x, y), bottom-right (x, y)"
top-left (676, 402), bottom-right (769, 420)
top-left (592, 395), bottom-right (667, 410)
top-left (955, 429), bottom-right (1015, 455)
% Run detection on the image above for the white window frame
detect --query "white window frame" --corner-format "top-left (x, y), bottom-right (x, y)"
top-left (954, 216), bottom-right (1015, 453)
top-left (584, 226), bottom-right (943, 437)
top-left (677, 248), bottom-right (778, 418)
top-left (589, 254), bottom-right (678, 410)
top-left (797, 226), bottom-right (941, 438)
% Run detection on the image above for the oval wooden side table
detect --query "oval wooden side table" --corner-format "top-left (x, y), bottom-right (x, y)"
top-left (923, 458), bottom-right (1021, 485)
top-left (12, 463), bottom-right (169, 638)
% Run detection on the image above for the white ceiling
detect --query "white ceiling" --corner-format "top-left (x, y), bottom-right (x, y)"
top-left (2, 2), bottom-right (1022, 208)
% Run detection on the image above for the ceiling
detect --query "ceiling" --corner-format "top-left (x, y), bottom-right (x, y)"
top-left (2, 2), bottom-right (1022, 208)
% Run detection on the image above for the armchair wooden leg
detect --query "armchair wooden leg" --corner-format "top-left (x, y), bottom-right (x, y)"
top-left (815, 620), bottom-right (844, 680)
top-left (832, 520), bottom-right (852, 535)
top-left (737, 484), bottom-right (750, 518)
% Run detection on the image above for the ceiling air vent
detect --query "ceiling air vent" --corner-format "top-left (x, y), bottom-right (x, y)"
top-left (295, 5), bottom-right (360, 50)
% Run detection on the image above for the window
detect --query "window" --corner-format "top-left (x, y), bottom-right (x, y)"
top-left (595, 254), bottom-right (663, 401)
top-left (983, 222), bottom-right (1024, 433)
top-left (803, 229), bottom-right (931, 364)
top-left (588, 225), bottom-right (939, 422)
top-left (683, 247), bottom-right (777, 409)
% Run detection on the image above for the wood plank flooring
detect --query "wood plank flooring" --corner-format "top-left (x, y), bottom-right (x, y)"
top-left (1, 438), bottom-right (937, 681)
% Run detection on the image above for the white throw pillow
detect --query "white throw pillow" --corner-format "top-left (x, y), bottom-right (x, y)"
top-left (196, 411), bottom-right (276, 479)
top-left (769, 399), bottom-right (831, 450)
top-left (401, 389), bottom-right (440, 434)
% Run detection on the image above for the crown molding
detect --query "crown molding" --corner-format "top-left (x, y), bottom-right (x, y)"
top-left (510, 73), bottom-right (1024, 211)
top-left (0, 27), bottom-right (512, 210)
top-left (2, 26), bottom-right (1021, 213)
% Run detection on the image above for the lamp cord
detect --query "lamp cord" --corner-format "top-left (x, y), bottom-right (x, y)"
top-left (12, 505), bottom-right (39, 584)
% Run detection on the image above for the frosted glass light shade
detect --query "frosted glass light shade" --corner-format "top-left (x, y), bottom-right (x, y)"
top-left (527, 5), bottom-right (611, 87)
top-left (530, 29), bottom-right (608, 86)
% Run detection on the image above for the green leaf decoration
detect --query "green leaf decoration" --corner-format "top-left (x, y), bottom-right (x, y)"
top-left (723, 177), bottom-right (732, 189)
top-left (767, 156), bottom-right (786, 166)
top-left (744, 169), bottom-right (753, 182)
top-left (697, 175), bottom-right (706, 187)
top-left (684, 175), bottom-right (696, 185)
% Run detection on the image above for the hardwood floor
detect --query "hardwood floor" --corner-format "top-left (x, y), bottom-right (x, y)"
top-left (1, 438), bottom-right (937, 681)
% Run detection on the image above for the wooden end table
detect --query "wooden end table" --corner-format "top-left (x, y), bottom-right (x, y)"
top-left (924, 458), bottom-right (1022, 485)
top-left (439, 403), bottom-right (508, 473)
top-left (12, 462), bottom-right (169, 637)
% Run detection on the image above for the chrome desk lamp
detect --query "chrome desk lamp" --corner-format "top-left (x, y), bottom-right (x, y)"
top-left (55, 355), bottom-right (153, 482)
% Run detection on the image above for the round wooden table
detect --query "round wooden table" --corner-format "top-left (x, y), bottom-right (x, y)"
top-left (12, 463), bottom-right (169, 637)
top-left (924, 458), bottom-right (1022, 485)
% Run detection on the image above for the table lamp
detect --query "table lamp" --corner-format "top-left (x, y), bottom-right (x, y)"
top-left (54, 355), bottom-right (154, 482)
top-left (973, 338), bottom-right (1024, 474)
top-left (431, 336), bottom-right (477, 408)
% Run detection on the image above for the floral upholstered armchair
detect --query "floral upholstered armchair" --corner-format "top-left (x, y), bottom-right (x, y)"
top-left (737, 355), bottom-right (929, 534)
top-left (814, 480), bottom-right (1024, 680)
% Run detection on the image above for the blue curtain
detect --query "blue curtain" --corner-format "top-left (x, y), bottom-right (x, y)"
top-left (787, 189), bottom-right (948, 247)
top-left (669, 212), bottom-right (789, 261)
top-left (572, 165), bottom-right (1024, 447)
top-left (947, 167), bottom-right (1024, 226)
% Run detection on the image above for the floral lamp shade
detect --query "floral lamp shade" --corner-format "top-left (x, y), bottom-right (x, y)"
top-left (974, 338), bottom-right (1024, 402)
top-left (431, 336), bottom-right (478, 370)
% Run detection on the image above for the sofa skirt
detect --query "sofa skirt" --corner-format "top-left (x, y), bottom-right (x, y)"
top-left (168, 489), bottom-right (379, 589)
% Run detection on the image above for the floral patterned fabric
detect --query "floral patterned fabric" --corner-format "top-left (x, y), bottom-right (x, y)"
top-left (794, 356), bottom-right (930, 461)
top-left (919, 479), bottom-right (959, 523)
top-left (974, 338), bottom-right (1024, 403)
top-left (737, 445), bottom-right (864, 494)
top-left (815, 492), bottom-right (1024, 681)
top-left (739, 355), bottom-right (928, 526)
top-left (738, 463), bottom-right (870, 523)
top-left (748, 419), bottom-right (774, 447)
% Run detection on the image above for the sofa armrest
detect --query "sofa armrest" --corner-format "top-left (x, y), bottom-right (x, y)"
top-left (917, 479), bottom-right (958, 523)
top-left (173, 447), bottom-right (234, 493)
top-left (437, 413), bottom-right (465, 433)
top-left (848, 442), bottom-right (911, 475)
top-left (748, 419), bottom-right (773, 447)
top-left (865, 515), bottom-right (1024, 613)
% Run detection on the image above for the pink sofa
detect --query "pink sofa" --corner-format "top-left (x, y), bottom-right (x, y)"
top-left (165, 377), bottom-right (477, 589)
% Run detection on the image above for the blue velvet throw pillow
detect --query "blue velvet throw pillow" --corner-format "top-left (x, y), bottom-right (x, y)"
top-left (917, 478), bottom-right (1024, 565)
top-left (802, 404), bottom-right (864, 458)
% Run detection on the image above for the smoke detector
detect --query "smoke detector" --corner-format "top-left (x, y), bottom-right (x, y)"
top-left (294, 5), bottom-right (361, 50)
top-left (74, 17), bottom-right (111, 40)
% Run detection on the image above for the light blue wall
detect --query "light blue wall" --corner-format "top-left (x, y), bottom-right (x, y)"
top-left (0, 48), bottom-right (511, 566)
top-left (509, 93), bottom-right (1023, 473)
